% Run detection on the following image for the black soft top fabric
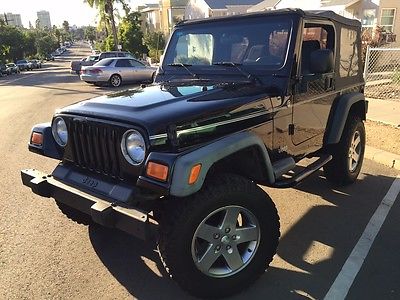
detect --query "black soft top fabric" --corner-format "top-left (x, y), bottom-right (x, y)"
top-left (178, 8), bottom-right (361, 29)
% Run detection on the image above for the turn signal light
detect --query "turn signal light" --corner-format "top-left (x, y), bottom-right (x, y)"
top-left (188, 164), bottom-right (202, 185)
top-left (31, 132), bottom-right (43, 146)
top-left (146, 162), bottom-right (169, 181)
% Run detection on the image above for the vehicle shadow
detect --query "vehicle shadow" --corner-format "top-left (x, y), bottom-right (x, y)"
top-left (88, 165), bottom-right (398, 299)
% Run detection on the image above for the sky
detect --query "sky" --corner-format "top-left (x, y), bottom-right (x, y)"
top-left (1, 0), bottom-right (158, 28)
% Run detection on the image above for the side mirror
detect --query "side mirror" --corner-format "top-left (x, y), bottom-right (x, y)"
top-left (309, 49), bottom-right (334, 74)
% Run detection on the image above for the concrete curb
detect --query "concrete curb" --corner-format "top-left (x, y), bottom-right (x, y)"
top-left (365, 145), bottom-right (400, 171)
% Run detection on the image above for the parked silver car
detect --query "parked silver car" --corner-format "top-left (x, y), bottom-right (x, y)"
top-left (80, 57), bottom-right (157, 87)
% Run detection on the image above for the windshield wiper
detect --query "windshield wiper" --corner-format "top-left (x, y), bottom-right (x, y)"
top-left (167, 63), bottom-right (198, 78)
top-left (213, 61), bottom-right (262, 84)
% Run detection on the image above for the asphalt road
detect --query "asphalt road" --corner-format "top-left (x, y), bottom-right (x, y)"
top-left (0, 43), bottom-right (399, 300)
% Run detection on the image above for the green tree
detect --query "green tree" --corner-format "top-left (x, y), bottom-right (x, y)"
top-left (22, 30), bottom-right (37, 57)
top-left (54, 28), bottom-right (61, 43)
top-left (85, 0), bottom-right (130, 50)
top-left (36, 34), bottom-right (58, 57)
top-left (0, 25), bottom-right (24, 61)
top-left (84, 26), bottom-right (96, 42)
top-left (118, 12), bottom-right (146, 57)
top-left (143, 31), bottom-right (165, 62)
top-left (62, 20), bottom-right (69, 33)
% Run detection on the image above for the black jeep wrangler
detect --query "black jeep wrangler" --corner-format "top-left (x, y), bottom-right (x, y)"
top-left (22, 9), bottom-right (367, 298)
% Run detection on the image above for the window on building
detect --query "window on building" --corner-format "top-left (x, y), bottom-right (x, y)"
top-left (340, 28), bottom-right (359, 77)
top-left (380, 8), bottom-right (396, 32)
top-left (362, 9), bottom-right (376, 27)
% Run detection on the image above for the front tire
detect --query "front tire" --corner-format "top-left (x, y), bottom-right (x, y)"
top-left (158, 174), bottom-right (280, 298)
top-left (324, 116), bottom-right (365, 185)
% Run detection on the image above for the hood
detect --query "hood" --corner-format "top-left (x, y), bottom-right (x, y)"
top-left (58, 83), bottom-right (273, 136)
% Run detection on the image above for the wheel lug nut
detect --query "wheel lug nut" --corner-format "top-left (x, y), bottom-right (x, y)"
top-left (225, 228), bottom-right (230, 233)
top-left (226, 245), bottom-right (231, 250)
top-left (213, 233), bottom-right (220, 239)
top-left (232, 235), bottom-right (236, 240)
top-left (215, 245), bottom-right (221, 251)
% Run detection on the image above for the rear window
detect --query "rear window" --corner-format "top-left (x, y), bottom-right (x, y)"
top-left (340, 28), bottom-right (359, 77)
top-left (95, 58), bottom-right (114, 66)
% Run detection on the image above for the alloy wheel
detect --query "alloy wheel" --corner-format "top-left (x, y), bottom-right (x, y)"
top-left (191, 205), bottom-right (260, 278)
top-left (348, 130), bottom-right (361, 172)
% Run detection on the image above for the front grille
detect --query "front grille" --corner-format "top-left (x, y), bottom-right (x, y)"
top-left (68, 119), bottom-right (122, 178)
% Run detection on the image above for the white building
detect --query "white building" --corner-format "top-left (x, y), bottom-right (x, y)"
top-left (248, 0), bottom-right (380, 30)
top-left (139, 3), bottom-right (162, 34)
top-left (185, 0), bottom-right (264, 20)
top-left (37, 10), bottom-right (51, 29)
top-left (0, 13), bottom-right (23, 27)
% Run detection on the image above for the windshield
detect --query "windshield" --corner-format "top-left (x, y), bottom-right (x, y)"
top-left (164, 16), bottom-right (292, 70)
top-left (89, 55), bottom-right (98, 61)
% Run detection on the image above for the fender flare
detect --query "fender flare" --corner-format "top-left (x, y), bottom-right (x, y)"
top-left (28, 123), bottom-right (62, 160)
top-left (325, 92), bottom-right (367, 145)
top-left (170, 131), bottom-right (275, 197)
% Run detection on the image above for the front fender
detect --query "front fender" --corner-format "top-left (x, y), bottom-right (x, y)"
top-left (28, 123), bottom-right (63, 160)
top-left (169, 131), bottom-right (274, 197)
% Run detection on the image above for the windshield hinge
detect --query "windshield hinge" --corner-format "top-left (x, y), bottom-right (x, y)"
top-left (288, 124), bottom-right (295, 136)
top-left (167, 124), bottom-right (179, 147)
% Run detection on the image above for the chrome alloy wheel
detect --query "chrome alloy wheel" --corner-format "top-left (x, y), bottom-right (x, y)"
top-left (348, 130), bottom-right (362, 172)
top-left (110, 75), bottom-right (121, 87)
top-left (191, 205), bottom-right (260, 278)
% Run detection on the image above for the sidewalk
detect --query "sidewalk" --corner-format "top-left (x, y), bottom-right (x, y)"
top-left (366, 97), bottom-right (400, 127)
top-left (364, 97), bottom-right (400, 171)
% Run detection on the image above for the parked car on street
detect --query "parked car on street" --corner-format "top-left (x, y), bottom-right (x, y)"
top-left (70, 51), bottom-right (135, 75)
top-left (16, 59), bottom-right (32, 71)
top-left (70, 55), bottom-right (99, 74)
top-left (6, 63), bottom-right (19, 74)
top-left (21, 9), bottom-right (367, 299)
top-left (80, 57), bottom-right (157, 86)
top-left (45, 54), bottom-right (55, 61)
top-left (0, 63), bottom-right (8, 76)
top-left (30, 60), bottom-right (42, 69)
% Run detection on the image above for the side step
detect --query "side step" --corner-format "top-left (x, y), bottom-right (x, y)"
top-left (271, 155), bottom-right (332, 188)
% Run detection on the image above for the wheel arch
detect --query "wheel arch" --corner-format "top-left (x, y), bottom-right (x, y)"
top-left (169, 132), bottom-right (275, 197)
top-left (324, 92), bottom-right (367, 145)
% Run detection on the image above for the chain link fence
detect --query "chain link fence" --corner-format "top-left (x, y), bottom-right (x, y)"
top-left (364, 47), bottom-right (400, 100)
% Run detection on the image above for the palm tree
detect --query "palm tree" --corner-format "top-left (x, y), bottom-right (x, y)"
top-left (85, 0), bottom-right (129, 50)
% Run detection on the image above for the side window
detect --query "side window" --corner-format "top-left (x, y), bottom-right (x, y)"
top-left (340, 28), bottom-right (359, 77)
top-left (115, 59), bottom-right (130, 67)
top-left (129, 60), bottom-right (144, 67)
top-left (301, 24), bottom-right (335, 75)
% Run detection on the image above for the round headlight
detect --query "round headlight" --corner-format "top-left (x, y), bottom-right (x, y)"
top-left (121, 129), bottom-right (146, 165)
top-left (52, 117), bottom-right (68, 146)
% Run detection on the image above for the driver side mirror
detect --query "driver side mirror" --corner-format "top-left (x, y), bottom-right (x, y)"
top-left (309, 49), bottom-right (334, 74)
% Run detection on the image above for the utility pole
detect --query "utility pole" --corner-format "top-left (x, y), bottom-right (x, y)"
top-left (3, 13), bottom-right (9, 25)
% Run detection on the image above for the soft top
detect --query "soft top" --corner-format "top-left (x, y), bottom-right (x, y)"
top-left (177, 8), bottom-right (361, 28)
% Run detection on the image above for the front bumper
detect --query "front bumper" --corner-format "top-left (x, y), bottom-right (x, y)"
top-left (21, 167), bottom-right (157, 240)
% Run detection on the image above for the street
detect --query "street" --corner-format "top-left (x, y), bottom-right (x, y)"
top-left (0, 43), bottom-right (399, 300)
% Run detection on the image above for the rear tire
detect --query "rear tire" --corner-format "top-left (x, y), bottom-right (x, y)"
top-left (158, 174), bottom-right (280, 298)
top-left (324, 116), bottom-right (365, 185)
top-left (56, 201), bottom-right (92, 225)
top-left (109, 74), bottom-right (122, 87)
